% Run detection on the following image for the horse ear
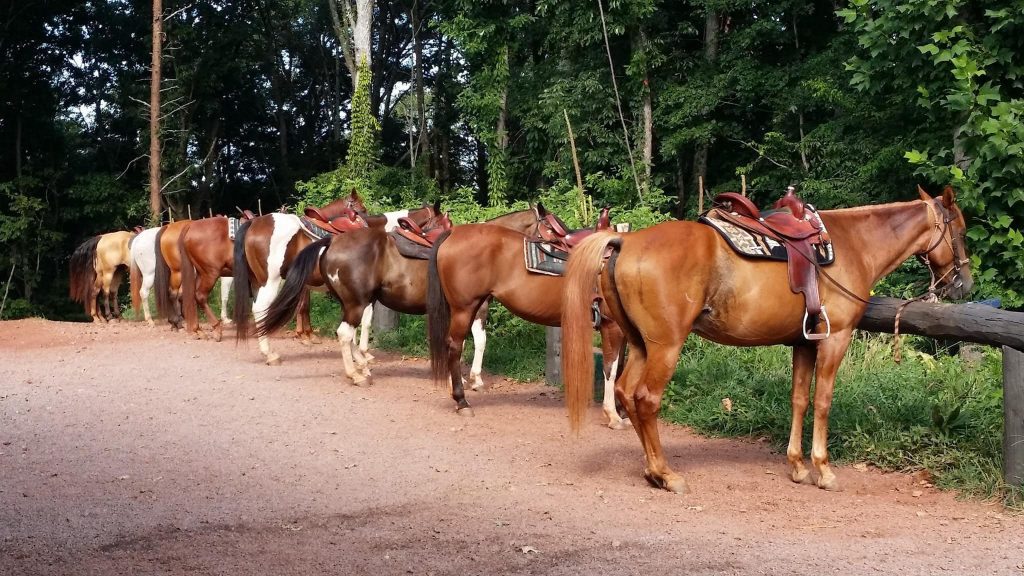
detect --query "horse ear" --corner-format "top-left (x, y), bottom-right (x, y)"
top-left (942, 185), bottom-right (956, 208)
top-left (535, 202), bottom-right (548, 218)
top-left (433, 198), bottom-right (442, 214)
top-left (917, 184), bottom-right (931, 201)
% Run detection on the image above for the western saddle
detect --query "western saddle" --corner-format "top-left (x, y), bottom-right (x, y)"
top-left (711, 187), bottom-right (833, 340)
top-left (536, 206), bottom-right (613, 253)
top-left (390, 213), bottom-right (453, 260)
top-left (302, 197), bottom-right (368, 235)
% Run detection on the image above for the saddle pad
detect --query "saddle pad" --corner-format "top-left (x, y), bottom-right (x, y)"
top-left (298, 216), bottom-right (332, 241)
top-left (524, 239), bottom-right (569, 276)
top-left (227, 217), bottom-right (242, 241)
top-left (390, 232), bottom-right (432, 260)
top-left (699, 213), bottom-right (835, 265)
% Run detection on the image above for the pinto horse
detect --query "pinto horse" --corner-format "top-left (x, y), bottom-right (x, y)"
top-left (255, 206), bottom-right (546, 387)
top-left (427, 213), bottom-right (628, 428)
top-left (232, 197), bottom-right (439, 365)
top-left (69, 230), bottom-right (135, 322)
top-left (561, 187), bottom-right (972, 493)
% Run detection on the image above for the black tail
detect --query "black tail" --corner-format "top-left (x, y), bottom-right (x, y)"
top-left (178, 223), bottom-right (199, 331)
top-left (69, 236), bottom-right (100, 310)
top-left (153, 226), bottom-right (173, 319)
top-left (232, 219), bottom-right (254, 343)
top-left (427, 229), bottom-right (454, 385)
top-left (256, 235), bottom-right (330, 338)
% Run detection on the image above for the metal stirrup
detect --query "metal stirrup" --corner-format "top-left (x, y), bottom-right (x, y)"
top-left (803, 306), bottom-right (831, 341)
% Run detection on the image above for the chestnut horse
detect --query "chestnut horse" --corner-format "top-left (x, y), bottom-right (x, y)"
top-left (129, 226), bottom-right (161, 326)
top-left (427, 216), bottom-right (629, 428)
top-left (232, 198), bottom-right (439, 366)
top-left (69, 230), bottom-right (135, 322)
top-left (177, 215), bottom-right (258, 341)
top-left (153, 220), bottom-right (192, 330)
top-left (561, 187), bottom-right (972, 493)
top-left (255, 207), bottom-right (545, 387)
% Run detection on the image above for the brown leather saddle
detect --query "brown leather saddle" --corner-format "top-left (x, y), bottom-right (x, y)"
top-left (390, 213), bottom-right (453, 260)
top-left (536, 206), bottom-right (612, 253)
top-left (707, 188), bottom-right (833, 340)
top-left (301, 196), bottom-right (368, 236)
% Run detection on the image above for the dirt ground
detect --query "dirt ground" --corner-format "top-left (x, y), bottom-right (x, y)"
top-left (1, 318), bottom-right (1022, 576)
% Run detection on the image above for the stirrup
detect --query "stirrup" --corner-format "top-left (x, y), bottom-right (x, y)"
top-left (803, 306), bottom-right (831, 341)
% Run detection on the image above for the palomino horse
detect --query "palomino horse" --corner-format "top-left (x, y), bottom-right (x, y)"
top-left (255, 206), bottom-right (545, 387)
top-left (69, 230), bottom-right (135, 322)
top-left (129, 226), bottom-right (161, 326)
top-left (232, 197), bottom-right (438, 365)
top-left (561, 187), bottom-right (972, 493)
top-left (427, 214), bottom-right (629, 428)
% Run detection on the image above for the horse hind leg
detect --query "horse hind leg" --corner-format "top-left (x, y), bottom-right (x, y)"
top-left (467, 316), bottom-right (487, 391)
top-left (337, 317), bottom-right (369, 386)
top-left (633, 341), bottom-right (688, 494)
top-left (253, 282), bottom-right (282, 365)
top-left (446, 309), bottom-right (476, 416)
top-left (219, 277), bottom-right (234, 326)
top-left (599, 321), bottom-right (629, 430)
top-left (140, 275), bottom-right (155, 327)
top-left (787, 343), bottom-right (816, 485)
top-left (195, 273), bottom-right (222, 341)
top-left (356, 304), bottom-right (373, 362)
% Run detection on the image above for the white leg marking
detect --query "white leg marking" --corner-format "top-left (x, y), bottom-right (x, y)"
top-left (469, 318), bottom-right (487, 390)
top-left (359, 305), bottom-right (374, 354)
top-left (603, 356), bottom-right (628, 429)
top-left (219, 277), bottom-right (234, 323)
top-left (337, 321), bottom-right (363, 382)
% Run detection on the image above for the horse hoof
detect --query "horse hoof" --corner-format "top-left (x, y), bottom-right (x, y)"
top-left (791, 469), bottom-right (813, 485)
top-left (362, 351), bottom-right (375, 362)
top-left (456, 406), bottom-right (475, 417)
top-left (146, 320), bottom-right (155, 328)
top-left (606, 418), bottom-right (631, 430)
top-left (351, 376), bottom-right (372, 387)
top-left (222, 319), bottom-right (233, 326)
top-left (266, 354), bottom-right (282, 366)
top-left (213, 331), bottom-right (223, 343)
top-left (817, 475), bottom-right (840, 491)
top-left (296, 337), bottom-right (311, 347)
top-left (309, 335), bottom-right (323, 345)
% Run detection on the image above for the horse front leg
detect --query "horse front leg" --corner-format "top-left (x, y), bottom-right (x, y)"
top-left (219, 277), bottom-right (234, 326)
top-left (357, 304), bottom-right (373, 362)
top-left (252, 282), bottom-right (282, 365)
top-left (787, 343), bottom-right (816, 485)
top-left (599, 321), bottom-right (629, 430)
top-left (810, 329), bottom-right (854, 491)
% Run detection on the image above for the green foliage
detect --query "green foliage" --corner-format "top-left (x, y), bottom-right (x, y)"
top-left (346, 60), bottom-right (380, 179)
top-left (843, 0), bottom-right (1024, 305)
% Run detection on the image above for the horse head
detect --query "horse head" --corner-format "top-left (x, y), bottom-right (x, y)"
top-left (344, 188), bottom-right (368, 214)
top-left (917, 185), bottom-right (973, 300)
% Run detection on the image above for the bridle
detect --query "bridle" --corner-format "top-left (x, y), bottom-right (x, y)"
top-left (917, 198), bottom-right (970, 296)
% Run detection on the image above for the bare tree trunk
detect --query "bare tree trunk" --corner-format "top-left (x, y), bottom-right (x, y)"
top-left (149, 0), bottom-right (163, 224)
top-left (332, 57), bottom-right (341, 143)
top-left (14, 115), bottom-right (21, 180)
top-left (353, 0), bottom-right (374, 82)
top-left (411, 0), bottom-right (430, 166)
top-left (692, 10), bottom-right (719, 192)
top-left (633, 31), bottom-right (653, 188)
top-left (675, 152), bottom-right (687, 219)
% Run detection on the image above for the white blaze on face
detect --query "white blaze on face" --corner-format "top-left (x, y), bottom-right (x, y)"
top-left (383, 209), bottom-right (409, 232)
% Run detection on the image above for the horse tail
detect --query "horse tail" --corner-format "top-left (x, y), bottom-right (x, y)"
top-left (427, 229), bottom-right (454, 386)
top-left (562, 231), bottom-right (622, 433)
top-left (232, 219), bottom-right (254, 343)
top-left (130, 254), bottom-right (143, 320)
top-left (153, 226), bottom-right (173, 318)
top-left (256, 235), bottom-right (329, 338)
top-left (178, 223), bottom-right (198, 331)
top-left (69, 236), bottom-right (100, 309)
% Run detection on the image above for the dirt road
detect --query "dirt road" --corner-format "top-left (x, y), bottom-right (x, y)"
top-left (1, 318), bottom-right (1021, 575)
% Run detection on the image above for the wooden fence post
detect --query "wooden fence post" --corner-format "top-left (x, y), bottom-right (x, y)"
top-left (1005, 346), bottom-right (1024, 486)
top-left (372, 301), bottom-right (399, 333)
top-left (546, 326), bottom-right (562, 387)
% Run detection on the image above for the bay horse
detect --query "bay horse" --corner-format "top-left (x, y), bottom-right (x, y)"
top-left (427, 214), bottom-right (629, 429)
top-left (255, 206), bottom-right (545, 387)
top-left (69, 230), bottom-right (135, 322)
top-left (561, 187), bottom-right (972, 493)
top-left (129, 226), bottom-right (161, 326)
top-left (232, 196), bottom-right (438, 366)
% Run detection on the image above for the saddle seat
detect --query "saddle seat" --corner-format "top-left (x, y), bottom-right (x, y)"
top-left (710, 189), bottom-right (832, 340)
top-left (539, 206), bottom-right (613, 254)
top-left (303, 207), bottom-right (367, 235)
top-left (390, 213), bottom-right (453, 260)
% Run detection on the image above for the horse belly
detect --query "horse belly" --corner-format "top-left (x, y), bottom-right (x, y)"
top-left (692, 265), bottom-right (806, 346)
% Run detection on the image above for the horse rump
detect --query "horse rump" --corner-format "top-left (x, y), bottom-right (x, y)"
top-left (255, 235), bottom-right (330, 339)
top-left (69, 236), bottom-right (101, 309)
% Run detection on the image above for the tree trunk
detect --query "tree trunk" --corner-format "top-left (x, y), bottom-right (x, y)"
top-left (411, 0), bottom-right (429, 167)
top-left (675, 152), bottom-right (687, 219)
top-left (693, 10), bottom-right (719, 192)
top-left (633, 31), bottom-right (653, 188)
top-left (353, 0), bottom-right (374, 83)
top-left (149, 0), bottom-right (163, 224)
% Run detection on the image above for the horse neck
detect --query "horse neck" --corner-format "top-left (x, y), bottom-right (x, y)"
top-left (486, 210), bottom-right (536, 235)
top-left (827, 201), bottom-right (932, 285)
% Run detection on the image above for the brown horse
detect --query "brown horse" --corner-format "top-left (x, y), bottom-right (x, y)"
top-left (232, 198), bottom-right (439, 365)
top-left (176, 215), bottom-right (255, 341)
top-left (153, 220), bottom-right (192, 329)
top-left (427, 216), bottom-right (629, 428)
top-left (255, 207), bottom-right (546, 387)
top-left (561, 187), bottom-right (972, 493)
top-left (69, 230), bottom-right (135, 322)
